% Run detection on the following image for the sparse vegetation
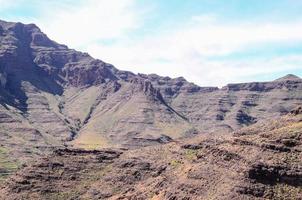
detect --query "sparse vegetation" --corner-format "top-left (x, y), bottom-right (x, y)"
top-left (0, 147), bottom-right (19, 182)
top-left (1, 111), bottom-right (302, 199)
top-left (184, 149), bottom-right (198, 160)
top-left (266, 184), bottom-right (302, 200)
top-left (70, 131), bottom-right (112, 149)
top-left (170, 159), bottom-right (182, 168)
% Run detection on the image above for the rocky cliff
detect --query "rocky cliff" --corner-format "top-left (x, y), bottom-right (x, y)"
top-left (0, 20), bottom-right (302, 181)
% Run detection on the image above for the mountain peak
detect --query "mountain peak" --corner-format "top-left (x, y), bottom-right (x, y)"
top-left (274, 74), bottom-right (301, 82)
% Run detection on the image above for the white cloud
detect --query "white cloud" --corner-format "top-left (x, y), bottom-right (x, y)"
top-left (33, 0), bottom-right (144, 48)
top-left (185, 56), bottom-right (302, 86)
top-left (85, 17), bottom-right (302, 86)
top-left (86, 43), bottom-right (302, 86)
top-left (159, 20), bottom-right (302, 57)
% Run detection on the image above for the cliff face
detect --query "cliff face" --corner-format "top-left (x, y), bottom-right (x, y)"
top-left (0, 19), bottom-right (302, 169)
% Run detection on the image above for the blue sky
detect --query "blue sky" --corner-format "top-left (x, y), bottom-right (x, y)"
top-left (1, 0), bottom-right (302, 86)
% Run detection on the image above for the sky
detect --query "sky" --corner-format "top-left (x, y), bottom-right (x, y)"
top-left (1, 0), bottom-right (302, 86)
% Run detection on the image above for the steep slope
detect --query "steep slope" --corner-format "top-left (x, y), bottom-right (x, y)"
top-left (1, 107), bottom-right (301, 199)
top-left (0, 19), bottom-right (302, 179)
top-left (0, 20), bottom-right (191, 176)
top-left (70, 79), bottom-right (190, 149)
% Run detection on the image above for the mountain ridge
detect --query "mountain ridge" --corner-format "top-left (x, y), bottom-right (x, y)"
top-left (0, 19), bottom-right (302, 183)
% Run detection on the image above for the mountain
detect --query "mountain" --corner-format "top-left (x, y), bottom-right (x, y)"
top-left (1, 107), bottom-right (301, 199)
top-left (0, 19), bottom-right (302, 182)
top-left (274, 74), bottom-right (301, 82)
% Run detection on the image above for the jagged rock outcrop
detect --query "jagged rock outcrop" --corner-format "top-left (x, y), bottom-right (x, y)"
top-left (291, 106), bottom-right (302, 115)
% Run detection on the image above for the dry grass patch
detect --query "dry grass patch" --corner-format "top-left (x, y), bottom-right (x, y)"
top-left (70, 132), bottom-right (112, 149)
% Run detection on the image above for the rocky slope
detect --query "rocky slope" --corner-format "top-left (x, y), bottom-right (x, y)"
top-left (0, 19), bottom-right (302, 181)
top-left (1, 107), bottom-right (301, 199)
